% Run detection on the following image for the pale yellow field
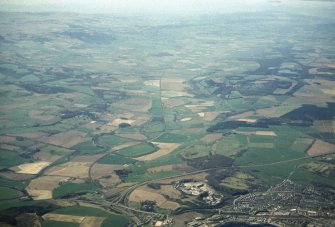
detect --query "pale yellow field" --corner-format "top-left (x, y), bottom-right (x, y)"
top-left (185, 101), bottom-right (215, 112)
top-left (129, 188), bottom-right (167, 206)
top-left (28, 190), bottom-right (53, 200)
top-left (43, 213), bottom-right (106, 227)
top-left (180, 117), bottom-right (192, 122)
top-left (71, 154), bottom-right (104, 162)
top-left (38, 130), bottom-right (87, 148)
top-left (160, 201), bottom-right (180, 210)
top-left (135, 142), bottom-right (180, 161)
top-left (197, 112), bottom-right (220, 121)
top-left (45, 162), bottom-right (90, 178)
top-left (129, 185), bottom-right (181, 210)
top-left (90, 163), bottom-right (124, 180)
top-left (255, 131), bottom-right (277, 136)
top-left (161, 78), bottom-right (187, 91)
top-left (110, 141), bottom-right (141, 152)
top-left (43, 213), bottom-right (85, 223)
top-left (162, 98), bottom-right (185, 108)
top-left (111, 118), bottom-right (136, 127)
top-left (79, 217), bottom-right (106, 227)
top-left (162, 90), bottom-right (194, 98)
top-left (144, 80), bottom-right (160, 87)
top-left (237, 118), bottom-right (257, 123)
top-left (197, 112), bottom-right (204, 117)
top-left (11, 161), bottom-right (51, 174)
top-left (92, 86), bottom-right (112, 91)
top-left (26, 175), bottom-right (70, 200)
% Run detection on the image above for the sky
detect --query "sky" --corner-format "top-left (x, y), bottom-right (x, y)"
top-left (0, 0), bottom-right (334, 15)
top-left (0, 0), bottom-right (284, 14)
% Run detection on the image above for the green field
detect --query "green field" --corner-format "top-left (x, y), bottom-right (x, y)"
top-left (0, 178), bottom-right (29, 190)
top-left (98, 135), bottom-right (131, 148)
top-left (0, 187), bottom-right (22, 200)
top-left (72, 141), bottom-right (105, 154)
top-left (53, 183), bottom-right (98, 199)
top-left (97, 154), bottom-right (137, 165)
top-left (154, 132), bottom-right (188, 143)
top-left (43, 221), bottom-right (79, 227)
top-left (40, 145), bottom-right (73, 156)
top-left (213, 134), bottom-right (248, 157)
top-left (115, 142), bottom-right (157, 158)
top-left (181, 143), bottom-right (211, 159)
top-left (0, 150), bottom-right (27, 169)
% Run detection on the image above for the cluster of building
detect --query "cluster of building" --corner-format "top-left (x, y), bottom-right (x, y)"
top-left (187, 179), bottom-right (335, 226)
top-left (59, 177), bottom-right (76, 185)
top-left (233, 179), bottom-right (334, 214)
top-left (187, 210), bottom-right (335, 227)
top-left (175, 181), bottom-right (223, 206)
top-left (153, 215), bottom-right (174, 227)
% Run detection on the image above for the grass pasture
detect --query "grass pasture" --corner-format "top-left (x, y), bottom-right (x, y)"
top-left (181, 143), bottom-right (211, 159)
top-left (53, 183), bottom-right (98, 199)
top-left (154, 133), bottom-right (188, 143)
top-left (0, 150), bottom-right (27, 169)
top-left (40, 145), bottom-right (73, 156)
top-left (135, 142), bottom-right (180, 161)
top-left (43, 220), bottom-right (79, 227)
top-left (0, 186), bottom-right (22, 200)
top-left (213, 134), bottom-right (248, 157)
top-left (116, 142), bottom-right (157, 158)
top-left (97, 154), bottom-right (137, 165)
top-left (72, 141), bottom-right (105, 154)
top-left (98, 135), bottom-right (131, 148)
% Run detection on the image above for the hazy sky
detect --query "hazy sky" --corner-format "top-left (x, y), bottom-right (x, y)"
top-left (0, 0), bottom-right (284, 14)
top-left (0, 0), bottom-right (333, 15)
